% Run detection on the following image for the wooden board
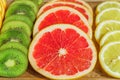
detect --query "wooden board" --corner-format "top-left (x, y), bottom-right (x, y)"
top-left (1, 0), bottom-right (120, 80)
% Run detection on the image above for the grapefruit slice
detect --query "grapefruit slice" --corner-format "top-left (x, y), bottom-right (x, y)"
top-left (29, 24), bottom-right (97, 79)
top-left (34, 6), bottom-right (92, 38)
top-left (37, 2), bottom-right (93, 26)
top-left (52, 0), bottom-right (93, 16)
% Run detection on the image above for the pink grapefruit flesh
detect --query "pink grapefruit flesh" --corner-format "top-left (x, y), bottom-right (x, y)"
top-left (29, 24), bottom-right (97, 79)
top-left (52, 0), bottom-right (93, 16)
top-left (37, 2), bottom-right (93, 27)
top-left (34, 6), bottom-right (92, 38)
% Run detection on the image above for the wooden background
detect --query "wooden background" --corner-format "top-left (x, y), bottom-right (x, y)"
top-left (1, 0), bottom-right (120, 80)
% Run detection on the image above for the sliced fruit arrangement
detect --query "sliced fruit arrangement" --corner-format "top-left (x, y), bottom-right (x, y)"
top-left (33, 0), bottom-right (93, 38)
top-left (29, 24), bottom-right (97, 80)
top-left (0, 0), bottom-right (43, 77)
top-left (29, 0), bottom-right (96, 80)
top-left (95, 1), bottom-right (120, 78)
top-left (0, 0), bottom-right (6, 28)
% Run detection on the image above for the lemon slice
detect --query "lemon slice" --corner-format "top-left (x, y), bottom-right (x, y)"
top-left (96, 1), bottom-right (120, 14)
top-left (96, 8), bottom-right (120, 25)
top-left (99, 42), bottom-right (120, 78)
top-left (95, 20), bottom-right (120, 42)
top-left (100, 31), bottom-right (120, 47)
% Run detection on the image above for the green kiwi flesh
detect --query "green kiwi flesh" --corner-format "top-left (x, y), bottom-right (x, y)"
top-left (3, 14), bottom-right (33, 28)
top-left (0, 29), bottom-right (31, 47)
top-left (13, 0), bottom-right (38, 14)
top-left (0, 48), bottom-right (28, 77)
top-left (0, 42), bottom-right (28, 55)
top-left (5, 2), bottom-right (36, 22)
top-left (1, 20), bottom-right (32, 36)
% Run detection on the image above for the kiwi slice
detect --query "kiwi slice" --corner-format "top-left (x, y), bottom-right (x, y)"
top-left (3, 14), bottom-right (33, 28)
top-left (5, 2), bottom-right (36, 22)
top-left (12, 0), bottom-right (38, 14)
top-left (0, 48), bottom-right (28, 77)
top-left (0, 29), bottom-right (31, 48)
top-left (0, 42), bottom-right (28, 55)
top-left (1, 21), bottom-right (32, 37)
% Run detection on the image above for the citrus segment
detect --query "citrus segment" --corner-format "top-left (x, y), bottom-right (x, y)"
top-left (96, 8), bottom-right (120, 25)
top-left (29, 24), bottom-right (97, 79)
top-left (100, 31), bottom-right (120, 47)
top-left (95, 20), bottom-right (120, 42)
top-left (96, 1), bottom-right (120, 14)
top-left (37, 2), bottom-right (93, 26)
top-left (99, 42), bottom-right (120, 78)
top-left (34, 6), bottom-right (92, 38)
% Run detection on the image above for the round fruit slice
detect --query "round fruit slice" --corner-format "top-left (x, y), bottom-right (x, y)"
top-left (34, 6), bottom-right (92, 38)
top-left (96, 1), bottom-right (120, 14)
top-left (1, 20), bottom-right (31, 37)
top-left (0, 42), bottom-right (28, 55)
top-left (96, 8), bottom-right (120, 25)
top-left (100, 31), bottom-right (120, 47)
top-left (52, 0), bottom-right (93, 16)
top-left (29, 24), bottom-right (97, 80)
top-left (3, 14), bottom-right (33, 28)
top-left (12, 0), bottom-right (38, 14)
top-left (37, 2), bottom-right (93, 27)
top-left (0, 48), bottom-right (28, 77)
top-left (99, 42), bottom-right (120, 78)
top-left (0, 29), bottom-right (31, 47)
top-left (95, 20), bottom-right (120, 42)
top-left (5, 1), bottom-right (36, 22)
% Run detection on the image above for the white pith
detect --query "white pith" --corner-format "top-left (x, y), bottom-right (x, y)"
top-left (29, 24), bottom-right (97, 79)
top-left (58, 48), bottom-right (67, 56)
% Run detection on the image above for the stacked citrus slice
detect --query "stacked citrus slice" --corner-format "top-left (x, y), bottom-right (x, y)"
top-left (0, 0), bottom-right (6, 28)
top-left (95, 1), bottom-right (120, 78)
top-left (29, 0), bottom-right (97, 80)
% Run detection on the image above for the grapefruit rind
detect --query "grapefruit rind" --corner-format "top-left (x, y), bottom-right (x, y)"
top-left (37, 1), bottom-right (93, 27)
top-left (99, 42), bottom-right (120, 78)
top-left (51, 0), bottom-right (93, 16)
top-left (34, 6), bottom-right (92, 38)
top-left (29, 24), bottom-right (97, 79)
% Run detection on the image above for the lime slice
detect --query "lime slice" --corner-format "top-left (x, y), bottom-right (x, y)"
top-left (100, 31), bottom-right (120, 47)
top-left (99, 42), bottom-right (120, 78)
top-left (96, 8), bottom-right (120, 25)
top-left (96, 1), bottom-right (120, 14)
top-left (95, 20), bottom-right (120, 42)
